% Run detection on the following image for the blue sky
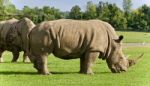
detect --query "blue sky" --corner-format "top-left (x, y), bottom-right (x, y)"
top-left (12, 0), bottom-right (150, 11)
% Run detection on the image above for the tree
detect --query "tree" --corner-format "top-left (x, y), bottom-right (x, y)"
top-left (123, 0), bottom-right (132, 14)
top-left (84, 1), bottom-right (97, 19)
top-left (140, 4), bottom-right (150, 31)
top-left (123, 0), bottom-right (132, 21)
top-left (129, 10), bottom-right (146, 31)
top-left (31, 7), bottom-right (44, 23)
top-left (43, 6), bottom-right (51, 14)
top-left (97, 3), bottom-right (127, 30)
top-left (43, 6), bottom-right (62, 20)
top-left (96, 1), bottom-right (105, 17)
top-left (61, 11), bottom-right (70, 19)
top-left (22, 6), bottom-right (32, 16)
top-left (43, 6), bottom-right (52, 20)
top-left (122, 0), bottom-right (133, 30)
top-left (109, 4), bottom-right (127, 30)
top-left (128, 5), bottom-right (150, 31)
top-left (0, 0), bottom-right (11, 6)
top-left (96, 2), bottom-right (110, 21)
top-left (50, 7), bottom-right (62, 19)
top-left (69, 5), bottom-right (82, 19)
top-left (0, 0), bottom-right (13, 20)
top-left (5, 4), bottom-right (16, 14)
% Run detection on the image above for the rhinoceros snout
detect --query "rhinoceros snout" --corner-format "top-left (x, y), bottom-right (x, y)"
top-left (110, 66), bottom-right (128, 73)
top-left (111, 69), bottom-right (127, 73)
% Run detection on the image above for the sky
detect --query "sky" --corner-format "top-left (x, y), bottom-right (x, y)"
top-left (11, 0), bottom-right (150, 11)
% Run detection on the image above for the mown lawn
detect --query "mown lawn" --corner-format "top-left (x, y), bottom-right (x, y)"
top-left (117, 31), bottom-right (150, 43)
top-left (0, 46), bottom-right (150, 86)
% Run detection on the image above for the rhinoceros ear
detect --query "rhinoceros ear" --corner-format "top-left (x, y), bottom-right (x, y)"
top-left (119, 35), bottom-right (123, 41)
top-left (115, 35), bottom-right (123, 43)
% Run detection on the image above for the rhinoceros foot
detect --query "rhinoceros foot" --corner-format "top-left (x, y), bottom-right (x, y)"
top-left (11, 59), bottom-right (18, 63)
top-left (79, 70), bottom-right (94, 75)
top-left (38, 70), bottom-right (50, 75)
top-left (0, 58), bottom-right (3, 63)
top-left (23, 57), bottom-right (30, 63)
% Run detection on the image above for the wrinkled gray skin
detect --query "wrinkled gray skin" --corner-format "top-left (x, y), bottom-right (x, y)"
top-left (29, 19), bottom-right (142, 75)
top-left (0, 18), bottom-right (35, 62)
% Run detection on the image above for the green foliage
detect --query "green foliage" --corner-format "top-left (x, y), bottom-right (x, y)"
top-left (5, 4), bottom-right (16, 13)
top-left (0, 0), bottom-right (10, 6)
top-left (21, 6), bottom-right (62, 23)
top-left (129, 11), bottom-right (147, 31)
top-left (123, 0), bottom-right (132, 14)
top-left (127, 5), bottom-right (150, 31)
top-left (69, 5), bottom-right (82, 19)
top-left (84, 1), bottom-right (97, 19)
top-left (97, 2), bottom-right (127, 30)
top-left (0, 0), bottom-right (13, 20)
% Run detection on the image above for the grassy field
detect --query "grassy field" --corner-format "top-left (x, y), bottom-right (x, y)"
top-left (0, 46), bottom-right (150, 86)
top-left (117, 31), bottom-right (150, 43)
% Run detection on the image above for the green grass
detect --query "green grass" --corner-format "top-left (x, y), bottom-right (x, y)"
top-left (0, 47), bottom-right (150, 86)
top-left (117, 31), bottom-right (150, 43)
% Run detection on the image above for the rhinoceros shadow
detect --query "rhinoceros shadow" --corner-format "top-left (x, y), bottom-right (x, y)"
top-left (51, 71), bottom-right (110, 75)
top-left (0, 71), bottom-right (79, 75)
top-left (0, 62), bottom-right (31, 64)
top-left (0, 71), bottom-right (110, 75)
top-left (51, 71), bottom-right (79, 74)
top-left (0, 71), bottom-right (37, 75)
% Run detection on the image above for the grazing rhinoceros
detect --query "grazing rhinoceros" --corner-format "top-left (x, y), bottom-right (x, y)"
top-left (0, 17), bottom-right (35, 63)
top-left (29, 19), bottom-right (143, 75)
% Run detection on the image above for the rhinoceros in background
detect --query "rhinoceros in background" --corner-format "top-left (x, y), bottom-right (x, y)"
top-left (29, 19), bottom-right (143, 75)
top-left (0, 17), bottom-right (35, 63)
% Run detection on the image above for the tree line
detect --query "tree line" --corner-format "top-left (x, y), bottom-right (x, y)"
top-left (0, 0), bottom-right (150, 31)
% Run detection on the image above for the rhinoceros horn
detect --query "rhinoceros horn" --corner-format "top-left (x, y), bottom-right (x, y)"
top-left (128, 53), bottom-right (144, 67)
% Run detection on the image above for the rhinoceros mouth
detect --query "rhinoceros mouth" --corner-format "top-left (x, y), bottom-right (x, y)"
top-left (110, 65), bottom-right (127, 73)
top-left (111, 68), bottom-right (126, 73)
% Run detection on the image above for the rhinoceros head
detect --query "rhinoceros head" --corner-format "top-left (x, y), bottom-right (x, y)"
top-left (106, 35), bottom-right (143, 73)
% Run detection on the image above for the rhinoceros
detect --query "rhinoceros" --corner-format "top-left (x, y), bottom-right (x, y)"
top-left (0, 17), bottom-right (35, 62)
top-left (29, 19), bottom-right (143, 75)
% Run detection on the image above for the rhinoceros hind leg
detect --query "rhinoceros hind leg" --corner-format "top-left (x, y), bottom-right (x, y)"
top-left (80, 52), bottom-right (99, 75)
top-left (23, 52), bottom-right (30, 63)
top-left (11, 52), bottom-right (19, 62)
top-left (0, 50), bottom-right (4, 63)
top-left (0, 58), bottom-right (3, 63)
top-left (33, 55), bottom-right (50, 75)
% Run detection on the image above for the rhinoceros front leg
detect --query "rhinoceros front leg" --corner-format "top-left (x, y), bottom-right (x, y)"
top-left (23, 52), bottom-right (30, 63)
top-left (0, 50), bottom-right (4, 63)
top-left (33, 54), bottom-right (49, 75)
top-left (80, 52), bottom-right (99, 74)
top-left (11, 52), bottom-right (19, 62)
